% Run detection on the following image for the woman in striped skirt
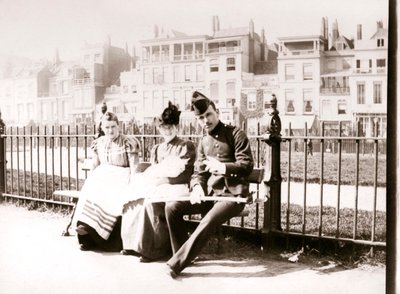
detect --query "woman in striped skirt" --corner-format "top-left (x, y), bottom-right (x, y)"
top-left (73, 112), bottom-right (140, 251)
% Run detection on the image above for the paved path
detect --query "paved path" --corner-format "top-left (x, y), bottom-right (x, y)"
top-left (0, 203), bottom-right (385, 294)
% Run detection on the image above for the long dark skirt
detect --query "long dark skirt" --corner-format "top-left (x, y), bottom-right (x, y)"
top-left (77, 217), bottom-right (123, 252)
top-left (121, 200), bottom-right (171, 260)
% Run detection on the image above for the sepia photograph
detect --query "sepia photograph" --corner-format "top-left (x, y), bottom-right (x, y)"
top-left (0, 0), bottom-right (393, 293)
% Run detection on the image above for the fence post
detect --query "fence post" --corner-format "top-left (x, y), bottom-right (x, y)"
top-left (0, 112), bottom-right (5, 200)
top-left (261, 94), bottom-right (282, 249)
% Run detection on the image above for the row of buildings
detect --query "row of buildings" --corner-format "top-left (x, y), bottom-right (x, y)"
top-left (0, 16), bottom-right (387, 137)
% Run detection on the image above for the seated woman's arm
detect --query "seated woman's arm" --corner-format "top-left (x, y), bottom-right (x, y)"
top-left (166, 141), bottom-right (196, 185)
top-left (89, 140), bottom-right (101, 170)
top-left (125, 136), bottom-right (140, 174)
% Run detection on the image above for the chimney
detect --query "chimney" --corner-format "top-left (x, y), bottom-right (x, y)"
top-left (357, 24), bottom-right (362, 40)
top-left (212, 16), bottom-right (220, 34)
top-left (332, 19), bottom-right (339, 46)
top-left (377, 20), bottom-right (383, 29)
top-left (324, 17), bottom-right (329, 50)
top-left (249, 19), bottom-right (254, 38)
top-left (131, 46), bottom-right (136, 69)
top-left (261, 28), bottom-right (265, 43)
top-left (320, 17), bottom-right (325, 37)
top-left (261, 28), bottom-right (266, 61)
top-left (154, 25), bottom-right (159, 38)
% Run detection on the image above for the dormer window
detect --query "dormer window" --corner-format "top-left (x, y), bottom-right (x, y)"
top-left (377, 38), bottom-right (385, 47)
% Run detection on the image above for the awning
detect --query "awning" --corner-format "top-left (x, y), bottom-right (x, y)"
top-left (280, 115), bottom-right (318, 130)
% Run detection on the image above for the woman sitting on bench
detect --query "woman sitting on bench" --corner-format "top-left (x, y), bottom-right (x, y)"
top-left (73, 112), bottom-right (140, 252)
top-left (120, 102), bottom-right (196, 262)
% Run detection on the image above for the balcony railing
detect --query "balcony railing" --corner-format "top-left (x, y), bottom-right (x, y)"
top-left (320, 87), bottom-right (350, 95)
top-left (206, 46), bottom-right (241, 54)
top-left (281, 49), bottom-right (317, 56)
top-left (354, 69), bottom-right (372, 74)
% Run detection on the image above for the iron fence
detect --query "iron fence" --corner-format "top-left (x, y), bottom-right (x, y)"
top-left (0, 118), bottom-right (386, 251)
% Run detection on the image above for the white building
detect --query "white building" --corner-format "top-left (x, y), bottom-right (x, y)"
top-left (350, 21), bottom-right (387, 137)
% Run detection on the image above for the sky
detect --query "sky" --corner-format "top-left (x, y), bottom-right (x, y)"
top-left (0, 0), bottom-right (389, 61)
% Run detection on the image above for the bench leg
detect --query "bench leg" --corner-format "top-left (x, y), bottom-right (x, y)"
top-left (62, 203), bottom-right (78, 237)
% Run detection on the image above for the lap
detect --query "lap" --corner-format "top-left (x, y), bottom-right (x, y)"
top-left (166, 199), bottom-right (245, 222)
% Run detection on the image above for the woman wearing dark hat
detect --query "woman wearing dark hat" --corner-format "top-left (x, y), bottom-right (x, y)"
top-left (120, 102), bottom-right (196, 262)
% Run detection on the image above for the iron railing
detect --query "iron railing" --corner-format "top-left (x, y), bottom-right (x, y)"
top-left (0, 109), bottom-right (386, 251)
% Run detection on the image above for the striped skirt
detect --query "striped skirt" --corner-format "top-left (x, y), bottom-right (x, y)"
top-left (73, 164), bottom-right (131, 240)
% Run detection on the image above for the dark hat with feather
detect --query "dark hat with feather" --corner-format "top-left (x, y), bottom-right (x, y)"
top-left (155, 101), bottom-right (181, 126)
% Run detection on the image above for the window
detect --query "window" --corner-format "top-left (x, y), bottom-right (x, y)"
top-left (210, 82), bottom-right (219, 101)
top-left (151, 46), bottom-right (160, 62)
top-left (303, 89), bottom-right (313, 113)
top-left (356, 59), bottom-right (360, 69)
top-left (162, 67), bottom-right (168, 83)
top-left (210, 59), bottom-right (219, 72)
top-left (285, 64), bottom-right (295, 80)
top-left (161, 45), bottom-right (169, 61)
top-left (227, 57), bottom-right (235, 71)
top-left (184, 65), bottom-right (192, 81)
top-left (357, 82), bottom-right (365, 104)
top-left (321, 99), bottom-right (332, 118)
top-left (184, 90), bottom-right (192, 110)
top-left (174, 44), bottom-right (182, 61)
top-left (173, 66), bottom-right (181, 82)
top-left (183, 43), bottom-right (193, 60)
top-left (338, 100), bottom-right (347, 114)
top-left (196, 65), bottom-right (204, 81)
top-left (377, 38), bottom-right (385, 47)
top-left (194, 42), bottom-right (203, 59)
top-left (143, 68), bottom-right (151, 84)
top-left (226, 81), bottom-right (235, 98)
top-left (303, 64), bottom-right (313, 80)
top-left (143, 91), bottom-right (150, 110)
top-left (285, 90), bottom-right (295, 113)
top-left (263, 92), bottom-right (272, 110)
top-left (247, 92), bottom-right (256, 110)
top-left (173, 90), bottom-right (180, 108)
top-left (153, 67), bottom-right (162, 84)
top-left (153, 91), bottom-right (161, 112)
top-left (142, 47), bottom-right (150, 63)
top-left (61, 101), bottom-right (67, 120)
top-left (162, 91), bottom-right (169, 108)
top-left (377, 59), bottom-right (386, 67)
top-left (131, 85), bottom-right (137, 93)
top-left (373, 82), bottom-right (382, 103)
top-left (376, 59), bottom-right (386, 73)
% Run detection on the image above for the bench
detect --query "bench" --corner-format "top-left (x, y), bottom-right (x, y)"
top-left (56, 162), bottom-right (265, 237)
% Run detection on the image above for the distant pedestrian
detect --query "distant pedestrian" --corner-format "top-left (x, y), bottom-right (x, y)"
top-left (307, 139), bottom-right (313, 156)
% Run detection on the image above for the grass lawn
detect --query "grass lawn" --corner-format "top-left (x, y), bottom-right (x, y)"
top-left (5, 149), bottom-right (387, 245)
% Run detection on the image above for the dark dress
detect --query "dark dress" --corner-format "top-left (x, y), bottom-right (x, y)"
top-left (121, 136), bottom-right (196, 260)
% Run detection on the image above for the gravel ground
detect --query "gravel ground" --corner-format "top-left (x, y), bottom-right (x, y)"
top-left (0, 202), bottom-right (385, 294)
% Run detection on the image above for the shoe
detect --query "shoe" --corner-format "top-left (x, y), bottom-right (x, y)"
top-left (139, 256), bottom-right (154, 263)
top-left (120, 249), bottom-right (137, 256)
top-left (165, 264), bottom-right (179, 279)
top-left (79, 243), bottom-right (93, 251)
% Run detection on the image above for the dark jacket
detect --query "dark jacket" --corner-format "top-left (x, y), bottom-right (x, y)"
top-left (190, 121), bottom-right (254, 197)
